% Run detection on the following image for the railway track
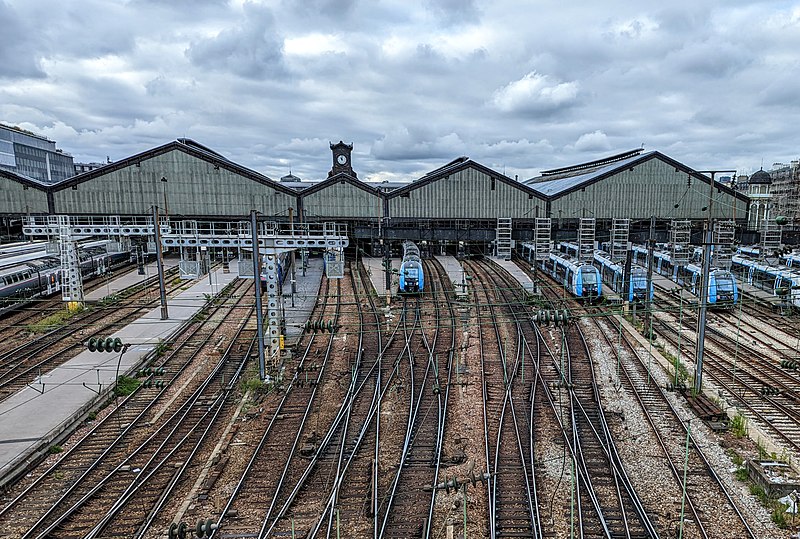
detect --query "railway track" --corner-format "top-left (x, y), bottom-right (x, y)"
top-left (255, 266), bottom-right (373, 537)
top-left (207, 276), bottom-right (340, 538)
top-left (0, 266), bottom-right (183, 402)
top-left (466, 259), bottom-right (538, 538)
top-left (0, 278), bottom-right (252, 538)
top-left (588, 310), bottom-right (759, 539)
top-left (376, 260), bottom-right (453, 538)
top-left (518, 256), bottom-right (773, 537)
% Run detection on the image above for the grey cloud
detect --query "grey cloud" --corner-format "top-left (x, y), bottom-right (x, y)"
top-left (667, 41), bottom-right (754, 78)
top-left (371, 129), bottom-right (466, 160)
top-left (186, 3), bottom-right (285, 79)
top-left (758, 75), bottom-right (800, 108)
top-left (425, 0), bottom-right (481, 25)
top-left (282, 0), bottom-right (357, 21)
top-left (3, 0), bottom-right (800, 181)
top-left (0, 1), bottom-right (46, 78)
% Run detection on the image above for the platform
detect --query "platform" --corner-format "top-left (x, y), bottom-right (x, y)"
top-left (739, 281), bottom-right (788, 310)
top-left (0, 262), bottom-right (240, 487)
top-left (435, 256), bottom-right (468, 298)
top-left (282, 257), bottom-right (324, 344)
top-left (362, 256), bottom-right (398, 298)
top-left (490, 258), bottom-right (536, 295)
top-left (652, 273), bottom-right (681, 292)
top-left (84, 258), bottom-right (180, 302)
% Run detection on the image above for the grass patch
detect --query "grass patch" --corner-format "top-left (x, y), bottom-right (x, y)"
top-left (114, 375), bottom-right (140, 397)
top-left (730, 412), bottom-right (748, 438)
top-left (48, 445), bottom-right (63, 455)
top-left (728, 449), bottom-right (744, 467)
top-left (154, 339), bottom-right (170, 358)
top-left (737, 463), bottom-right (795, 529)
top-left (240, 370), bottom-right (265, 394)
top-left (27, 307), bottom-right (83, 333)
top-left (99, 294), bottom-right (120, 307)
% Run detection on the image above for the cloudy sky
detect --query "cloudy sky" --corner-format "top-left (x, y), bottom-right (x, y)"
top-left (1, 0), bottom-right (799, 183)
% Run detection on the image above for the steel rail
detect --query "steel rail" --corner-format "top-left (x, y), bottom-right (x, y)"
top-left (207, 277), bottom-right (334, 538)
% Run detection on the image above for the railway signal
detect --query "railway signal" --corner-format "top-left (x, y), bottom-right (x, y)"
top-left (87, 337), bottom-right (125, 353)
top-left (167, 519), bottom-right (217, 538)
top-left (532, 309), bottom-right (570, 326)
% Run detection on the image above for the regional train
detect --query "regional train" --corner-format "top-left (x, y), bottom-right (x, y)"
top-left (592, 250), bottom-right (653, 303)
top-left (0, 243), bottom-right (131, 312)
top-left (541, 251), bottom-right (602, 300)
top-left (398, 241), bottom-right (424, 294)
top-left (631, 245), bottom-right (738, 307)
top-left (559, 242), bottom-right (649, 302)
top-left (731, 255), bottom-right (800, 309)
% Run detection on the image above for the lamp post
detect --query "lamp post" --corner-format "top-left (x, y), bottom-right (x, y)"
top-left (160, 176), bottom-right (169, 218)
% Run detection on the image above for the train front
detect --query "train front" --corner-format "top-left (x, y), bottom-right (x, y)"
top-left (711, 270), bottom-right (738, 307)
top-left (400, 257), bottom-right (422, 294)
top-left (630, 267), bottom-right (651, 302)
top-left (576, 264), bottom-right (602, 300)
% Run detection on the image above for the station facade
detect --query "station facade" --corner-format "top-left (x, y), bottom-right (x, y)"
top-left (0, 139), bottom-right (752, 254)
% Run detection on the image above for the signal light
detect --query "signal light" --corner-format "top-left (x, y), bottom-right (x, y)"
top-left (87, 337), bottom-right (124, 353)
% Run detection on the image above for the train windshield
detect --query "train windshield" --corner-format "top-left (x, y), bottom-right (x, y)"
top-left (716, 273), bottom-right (735, 291)
top-left (581, 268), bottom-right (597, 284)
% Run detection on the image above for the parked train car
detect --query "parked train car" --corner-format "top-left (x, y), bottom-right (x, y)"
top-left (592, 250), bottom-right (652, 302)
top-left (558, 241), bottom-right (580, 258)
top-left (783, 251), bottom-right (800, 269)
top-left (0, 240), bottom-right (47, 260)
top-left (0, 246), bottom-right (130, 312)
top-left (541, 251), bottom-right (602, 300)
top-left (632, 244), bottom-right (738, 307)
top-left (731, 255), bottom-right (800, 309)
top-left (675, 263), bottom-right (739, 307)
top-left (631, 245), bottom-right (680, 279)
top-left (737, 245), bottom-right (761, 258)
top-left (399, 241), bottom-right (424, 294)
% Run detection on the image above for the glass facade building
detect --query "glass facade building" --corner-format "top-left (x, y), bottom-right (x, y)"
top-left (0, 124), bottom-right (75, 184)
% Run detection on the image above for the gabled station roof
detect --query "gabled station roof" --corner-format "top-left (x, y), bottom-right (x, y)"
top-left (0, 168), bottom-right (51, 191)
top-left (525, 149), bottom-right (750, 203)
top-left (299, 171), bottom-right (383, 198)
top-left (49, 138), bottom-right (298, 197)
top-left (388, 156), bottom-right (546, 200)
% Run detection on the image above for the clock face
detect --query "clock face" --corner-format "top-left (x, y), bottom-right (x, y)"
top-left (337, 154), bottom-right (347, 165)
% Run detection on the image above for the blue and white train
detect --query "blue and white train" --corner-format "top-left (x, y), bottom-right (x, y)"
top-left (631, 244), bottom-right (738, 307)
top-left (399, 241), bottom-right (424, 294)
top-left (592, 250), bottom-right (653, 303)
top-left (783, 251), bottom-right (800, 269)
top-left (676, 263), bottom-right (739, 307)
top-left (541, 251), bottom-right (602, 300)
top-left (560, 242), bottom-right (650, 302)
top-left (731, 255), bottom-right (800, 309)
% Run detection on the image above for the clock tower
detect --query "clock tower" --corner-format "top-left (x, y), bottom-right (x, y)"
top-left (329, 141), bottom-right (356, 178)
